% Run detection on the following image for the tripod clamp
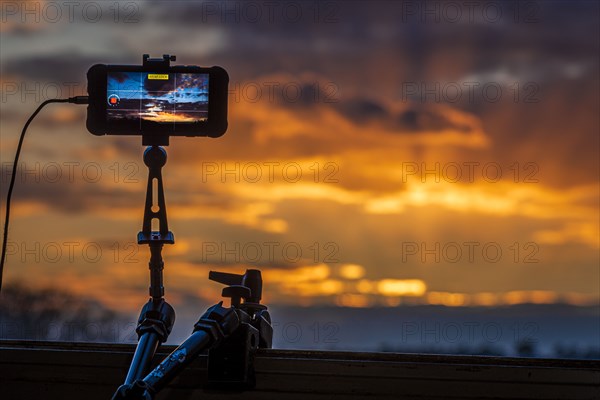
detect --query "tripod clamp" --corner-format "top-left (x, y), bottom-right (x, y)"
top-left (113, 269), bottom-right (273, 399)
top-left (206, 269), bottom-right (273, 388)
top-left (143, 54), bottom-right (176, 68)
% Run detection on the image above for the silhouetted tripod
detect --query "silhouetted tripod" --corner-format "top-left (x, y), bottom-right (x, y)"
top-left (111, 145), bottom-right (273, 400)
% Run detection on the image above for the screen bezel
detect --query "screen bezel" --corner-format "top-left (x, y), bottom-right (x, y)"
top-left (87, 64), bottom-right (228, 138)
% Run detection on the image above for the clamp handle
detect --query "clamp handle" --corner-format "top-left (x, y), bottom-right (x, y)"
top-left (209, 271), bottom-right (243, 286)
top-left (209, 269), bottom-right (263, 304)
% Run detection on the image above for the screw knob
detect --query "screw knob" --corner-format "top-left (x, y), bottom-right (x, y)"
top-left (222, 285), bottom-right (251, 308)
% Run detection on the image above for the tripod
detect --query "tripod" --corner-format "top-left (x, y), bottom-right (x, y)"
top-left (112, 145), bottom-right (273, 400)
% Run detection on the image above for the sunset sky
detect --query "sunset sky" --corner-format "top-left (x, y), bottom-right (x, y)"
top-left (0, 0), bottom-right (598, 321)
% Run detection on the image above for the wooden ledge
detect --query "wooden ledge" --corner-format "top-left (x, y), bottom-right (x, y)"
top-left (1, 340), bottom-right (598, 399)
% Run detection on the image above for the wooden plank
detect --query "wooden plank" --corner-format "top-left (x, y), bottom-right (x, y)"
top-left (0, 340), bottom-right (598, 400)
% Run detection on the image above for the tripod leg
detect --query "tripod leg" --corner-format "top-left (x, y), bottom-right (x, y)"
top-left (122, 299), bottom-right (175, 385)
top-left (125, 333), bottom-right (160, 384)
top-left (142, 330), bottom-right (212, 394)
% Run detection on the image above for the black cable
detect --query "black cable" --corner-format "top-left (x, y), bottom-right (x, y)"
top-left (0, 96), bottom-right (88, 294)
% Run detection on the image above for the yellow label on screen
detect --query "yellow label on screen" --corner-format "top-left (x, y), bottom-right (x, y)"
top-left (148, 74), bottom-right (169, 80)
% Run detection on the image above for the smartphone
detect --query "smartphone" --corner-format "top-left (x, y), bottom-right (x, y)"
top-left (86, 63), bottom-right (228, 140)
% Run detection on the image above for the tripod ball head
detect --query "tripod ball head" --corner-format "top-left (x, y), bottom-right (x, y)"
top-left (143, 146), bottom-right (167, 168)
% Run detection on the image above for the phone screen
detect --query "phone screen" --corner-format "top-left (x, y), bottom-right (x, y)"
top-left (106, 71), bottom-right (210, 126)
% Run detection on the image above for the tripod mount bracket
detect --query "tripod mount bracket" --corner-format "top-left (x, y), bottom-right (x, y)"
top-left (138, 146), bottom-right (174, 245)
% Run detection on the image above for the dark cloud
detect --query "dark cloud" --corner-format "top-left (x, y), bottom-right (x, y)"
top-left (143, 74), bottom-right (175, 93)
top-left (1, 176), bottom-right (140, 214)
top-left (332, 99), bottom-right (472, 134)
top-left (395, 108), bottom-right (471, 133)
top-left (333, 99), bottom-right (388, 124)
top-left (3, 52), bottom-right (101, 83)
top-left (110, 72), bottom-right (129, 84)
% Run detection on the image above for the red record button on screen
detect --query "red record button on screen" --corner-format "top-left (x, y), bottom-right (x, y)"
top-left (108, 94), bottom-right (120, 106)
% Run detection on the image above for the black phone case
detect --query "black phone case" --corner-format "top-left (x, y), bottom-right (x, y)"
top-left (86, 63), bottom-right (228, 138)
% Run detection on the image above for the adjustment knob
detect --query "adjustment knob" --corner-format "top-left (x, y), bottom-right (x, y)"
top-left (222, 285), bottom-right (251, 307)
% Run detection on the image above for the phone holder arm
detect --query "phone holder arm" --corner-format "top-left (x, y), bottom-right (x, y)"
top-left (137, 146), bottom-right (174, 245)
